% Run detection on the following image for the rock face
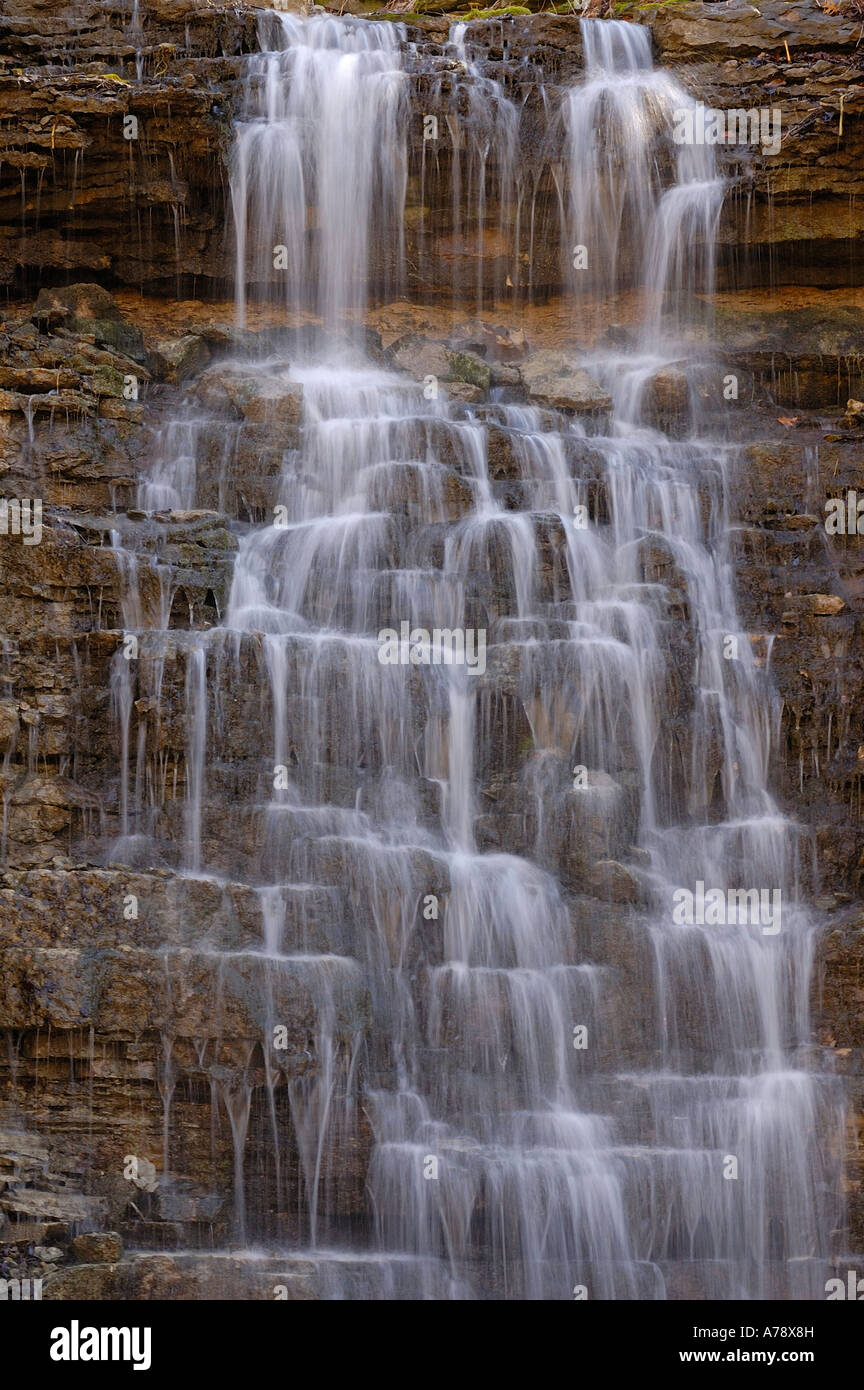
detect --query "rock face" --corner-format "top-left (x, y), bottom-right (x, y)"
top-left (2, 1), bottom-right (863, 297)
top-left (646, 1), bottom-right (864, 285)
top-left (0, 0), bottom-right (252, 291)
top-left (1, 0), bottom-right (864, 1298)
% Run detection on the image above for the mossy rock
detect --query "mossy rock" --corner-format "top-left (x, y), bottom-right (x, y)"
top-left (87, 364), bottom-right (126, 398)
top-left (413, 0), bottom-right (472, 11)
top-left (32, 285), bottom-right (147, 365)
top-left (446, 351), bottom-right (492, 390)
top-left (73, 317), bottom-right (146, 363)
top-left (460, 5), bottom-right (532, 16)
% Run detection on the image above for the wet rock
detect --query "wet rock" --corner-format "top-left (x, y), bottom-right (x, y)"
top-left (387, 333), bottom-right (450, 381)
top-left (520, 350), bottom-right (611, 415)
top-left (42, 1263), bottom-right (120, 1300)
top-left (88, 364), bottom-right (126, 397)
top-left (364, 460), bottom-right (475, 522)
top-left (5, 777), bottom-right (99, 860)
top-left (0, 1188), bottom-right (103, 1225)
top-left (195, 367), bottom-right (303, 425)
top-left (587, 858), bottom-right (644, 906)
top-left (0, 1129), bottom-right (49, 1172)
top-left (642, 366), bottom-right (691, 436)
top-left (98, 399), bottom-right (146, 424)
top-left (33, 1245), bottom-right (63, 1263)
top-left (813, 910), bottom-right (864, 1238)
top-left (714, 304), bottom-right (864, 408)
top-left (71, 1231), bottom-right (124, 1264)
top-left (449, 320), bottom-right (527, 363)
top-left (443, 380), bottom-right (485, 404)
top-left (486, 426), bottom-right (519, 481)
top-left (445, 351), bottom-right (491, 391)
top-left (32, 284), bottom-right (146, 363)
top-left (42, 1253), bottom-right (319, 1301)
top-left (0, 867), bottom-right (344, 956)
top-left (386, 332), bottom-right (493, 395)
top-left (33, 283), bottom-right (121, 328)
top-left (489, 362), bottom-right (522, 387)
top-left (803, 594), bottom-right (846, 616)
top-left (0, 366), bottom-right (80, 392)
top-left (0, 935), bottom-right (369, 1042)
top-left (0, 699), bottom-right (18, 751)
top-left (651, 1), bottom-right (862, 60)
top-left (152, 1182), bottom-right (222, 1224)
top-left (152, 334), bottom-right (211, 383)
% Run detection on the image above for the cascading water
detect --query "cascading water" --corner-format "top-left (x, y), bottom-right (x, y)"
top-left (230, 14), bottom-right (408, 330)
top-left (561, 19), bottom-right (723, 338)
top-left (104, 13), bottom-right (846, 1298)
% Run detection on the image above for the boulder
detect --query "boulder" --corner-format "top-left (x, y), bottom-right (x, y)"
top-left (33, 1245), bottom-right (64, 1263)
top-left (449, 320), bottom-right (527, 362)
top-left (71, 1231), bottom-right (124, 1264)
top-left (587, 858), bottom-right (644, 905)
top-left (152, 334), bottom-right (211, 384)
top-left (520, 350), bottom-right (611, 414)
top-left (386, 333), bottom-right (492, 395)
top-left (42, 1263), bottom-right (121, 1300)
top-left (195, 368), bottom-right (303, 425)
top-left (444, 381), bottom-right (485, 404)
top-left (445, 350), bottom-right (491, 391)
top-left (33, 284), bottom-right (122, 326)
top-left (32, 284), bottom-right (146, 363)
top-left (803, 594), bottom-right (846, 616)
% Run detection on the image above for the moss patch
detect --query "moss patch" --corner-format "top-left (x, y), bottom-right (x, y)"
top-left (460, 5), bottom-right (532, 16)
top-left (445, 351), bottom-right (492, 389)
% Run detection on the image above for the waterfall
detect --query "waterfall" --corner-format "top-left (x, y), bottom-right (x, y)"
top-left (231, 14), bottom-right (408, 330)
top-left (107, 13), bottom-right (845, 1299)
top-left (562, 19), bottom-right (724, 341)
